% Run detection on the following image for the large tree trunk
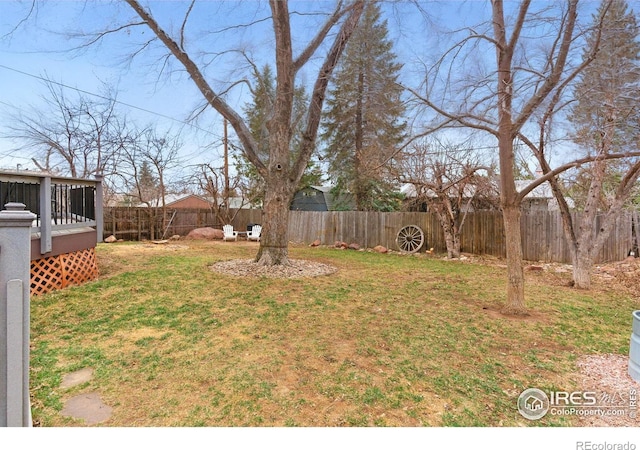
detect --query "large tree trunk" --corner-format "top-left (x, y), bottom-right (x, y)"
top-left (501, 203), bottom-right (526, 315)
top-left (492, 0), bottom-right (528, 316)
top-left (256, 115), bottom-right (294, 265)
top-left (125, 0), bottom-right (365, 266)
top-left (572, 246), bottom-right (593, 289)
top-left (444, 232), bottom-right (461, 259)
top-left (571, 159), bottom-right (605, 288)
top-left (437, 212), bottom-right (461, 258)
top-left (255, 183), bottom-right (292, 265)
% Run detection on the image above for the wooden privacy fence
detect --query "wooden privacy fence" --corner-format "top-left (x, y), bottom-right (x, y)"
top-left (287, 210), bottom-right (636, 264)
top-left (104, 207), bottom-right (638, 264)
top-left (103, 207), bottom-right (263, 241)
top-left (335, 208), bottom-right (628, 264)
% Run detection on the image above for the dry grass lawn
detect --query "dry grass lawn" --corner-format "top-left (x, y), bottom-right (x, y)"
top-left (29, 240), bottom-right (640, 427)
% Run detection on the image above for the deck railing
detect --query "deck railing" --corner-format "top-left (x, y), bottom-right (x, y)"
top-left (0, 170), bottom-right (103, 256)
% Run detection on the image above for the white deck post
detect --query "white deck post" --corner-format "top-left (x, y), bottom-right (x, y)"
top-left (39, 175), bottom-right (52, 254)
top-left (0, 203), bottom-right (36, 427)
top-left (95, 174), bottom-right (104, 243)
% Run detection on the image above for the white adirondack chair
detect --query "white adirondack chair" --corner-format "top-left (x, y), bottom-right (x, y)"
top-left (247, 225), bottom-right (262, 241)
top-left (222, 224), bottom-right (237, 241)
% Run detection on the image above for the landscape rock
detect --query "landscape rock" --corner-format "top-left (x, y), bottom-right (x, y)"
top-left (335, 241), bottom-right (348, 249)
top-left (373, 245), bottom-right (388, 253)
top-left (185, 227), bottom-right (224, 240)
top-left (310, 239), bottom-right (321, 247)
top-left (169, 235), bottom-right (181, 240)
top-left (104, 235), bottom-right (117, 243)
top-left (348, 243), bottom-right (360, 250)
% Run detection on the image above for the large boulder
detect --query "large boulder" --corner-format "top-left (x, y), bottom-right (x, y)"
top-left (185, 227), bottom-right (224, 240)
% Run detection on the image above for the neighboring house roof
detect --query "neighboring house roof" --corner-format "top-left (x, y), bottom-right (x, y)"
top-left (165, 194), bottom-right (211, 208)
top-left (402, 180), bottom-right (574, 209)
top-left (514, 180), bottom-right (575, 209)
top-left (135, 193), bottom-right (211, 208)
top-left (105, 193), bottom-right (135, 207)
top-left (291, 186), bottom-right (355, 211)
top-left (514, 180), bottom-right (553, 199)
top-left (400, 183), bottom-right (477, 198)
top-left (291, 186), bottom-right (330, 211)
top-left (225, 196), bottom-right (261, 209)
top-left (311, 186), bottom-right (338, 211)
top-left (134, 194), bottom-right (260, 209)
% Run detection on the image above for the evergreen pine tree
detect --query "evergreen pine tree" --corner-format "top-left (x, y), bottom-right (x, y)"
top-left (238, 65), bottom-right (323, 204)
top-left (570, 0), bottom-right (640, 161)
top-left (321, 2), bottom-right (406, 211)
top-left (136, 160), bottom-right (159, 204)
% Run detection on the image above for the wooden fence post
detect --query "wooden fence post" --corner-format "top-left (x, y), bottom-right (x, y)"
top-left (0, 203), bottom-right (36, 427)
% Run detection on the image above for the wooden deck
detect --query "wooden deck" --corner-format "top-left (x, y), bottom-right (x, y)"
top-left (1, 170), bottom-right (103, 295)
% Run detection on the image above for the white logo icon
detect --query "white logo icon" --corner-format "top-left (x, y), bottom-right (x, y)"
top-left (518, 388), bottom-right (550, 420)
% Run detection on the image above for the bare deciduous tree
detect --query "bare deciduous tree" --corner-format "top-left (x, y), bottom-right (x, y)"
top-left (401, 139), bottom-right (497, 258)
top-left (113, 0), bottom-right (365, 265)
top-left (4, 77), bottom-right (125, 179)
top-left (116, 127), bottom-right (182, 240)
top-left (193, 162), bottom-right (246, 228)
top-left (410, 0), bottom-right (593, 314)
top-left (517, 0), bottom-right (640, 289)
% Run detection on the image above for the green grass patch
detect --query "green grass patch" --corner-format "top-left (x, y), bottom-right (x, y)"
top-left (29, 240), bottom-right (639, 426)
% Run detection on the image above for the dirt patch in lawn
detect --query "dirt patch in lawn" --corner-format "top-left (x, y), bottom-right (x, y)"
top-left (480, 305), bottom-right (550, 323)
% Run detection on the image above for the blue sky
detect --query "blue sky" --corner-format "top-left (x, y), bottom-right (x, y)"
top-left (0, 1), bottom-right (237, 172)
top-left (0, 1), bottom-right (600, 177)
top-left (0, 0), bottom-right (460, 175)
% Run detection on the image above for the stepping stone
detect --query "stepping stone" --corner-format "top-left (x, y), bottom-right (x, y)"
top-left (61, 392), bottom-right (112, 425)
top-left (60, 368), bottom-right (94, 389)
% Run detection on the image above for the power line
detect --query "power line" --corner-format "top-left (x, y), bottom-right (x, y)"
top-left (0, 63), bottom-right (221, 139)
top-left (0, 63), bottom-right (233, 168)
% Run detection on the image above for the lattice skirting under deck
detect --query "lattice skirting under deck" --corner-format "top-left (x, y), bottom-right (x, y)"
top-left (30, 248), bottom-right (99, 296)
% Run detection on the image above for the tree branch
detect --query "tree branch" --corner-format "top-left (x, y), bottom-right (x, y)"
top-left (180, 0), bottom-right (196, 52)
top-left (293, 0), bottom-right (346, 71)
top-left (512, 0), bottom-right (578, 132)
top-left (124, 0), bottom-right (265, 177)
top-left (516, 150), bottom-right (640, 201)
top-left (291, 0), bottom-right (365, 184)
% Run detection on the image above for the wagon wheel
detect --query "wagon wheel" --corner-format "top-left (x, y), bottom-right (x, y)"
top-left (396, 225), bottom-right (425, 253)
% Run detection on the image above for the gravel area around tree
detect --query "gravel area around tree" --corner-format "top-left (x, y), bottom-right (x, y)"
top-left (210, 258), bottom-right (338, 278)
